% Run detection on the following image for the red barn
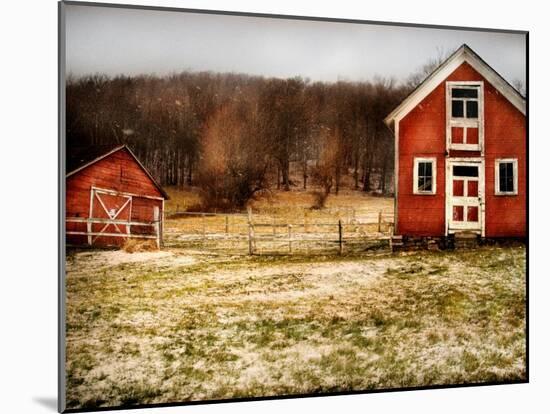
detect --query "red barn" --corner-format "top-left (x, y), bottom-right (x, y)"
top-left (384, 44), bottom-right (526, 242)
top-left (66, 144), bottom-right (169, 248)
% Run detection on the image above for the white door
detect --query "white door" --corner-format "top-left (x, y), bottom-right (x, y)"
top-left (446, 160), bottom-right (484, 234)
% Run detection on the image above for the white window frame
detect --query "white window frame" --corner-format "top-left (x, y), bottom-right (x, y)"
top-left (446, 81), bottom-right (484, 152)
top-left (494, 158), bottom-right (518, 195)
top-left (413, 157), bottom-right (437, 195)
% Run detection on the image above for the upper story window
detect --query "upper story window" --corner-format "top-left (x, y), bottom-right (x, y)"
top-left (446, 82), bottom-right (484, 152)
top-left (451, 87), bottom-right (479, 119)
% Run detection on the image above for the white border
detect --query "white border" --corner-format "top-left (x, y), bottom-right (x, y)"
top-left (4, 2), bottom-right (543, 414)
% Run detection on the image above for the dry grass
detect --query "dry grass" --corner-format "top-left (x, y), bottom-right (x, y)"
top-left (164, 187), bottom-right (393, 215)
top-left (65, 245), bottom-right (526, 410)
top-left (122, 239), bottom-right (159, 253)
top-left (163, 189), bottom-right (394, 254)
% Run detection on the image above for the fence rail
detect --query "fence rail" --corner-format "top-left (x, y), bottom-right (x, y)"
top-left (66, 217), bottom-right (161, 246)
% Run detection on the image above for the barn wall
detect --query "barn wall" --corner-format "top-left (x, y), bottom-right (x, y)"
top-left (66, 148), bottom-right (165, 247)
top-left (397, 61), bottom-right (526, 237)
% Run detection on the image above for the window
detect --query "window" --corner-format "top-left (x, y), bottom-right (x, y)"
top-left (451, 87), bottom-right (479, 119)
top-left (495, 159), bottom-right (518, 195)
top-left (446, 82), bottom-right (484, 151)
top-left (413, 158), bottom-right (437, 195)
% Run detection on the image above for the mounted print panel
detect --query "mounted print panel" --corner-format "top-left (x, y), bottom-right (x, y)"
top-left (59, 1), bottom-right (527, 412)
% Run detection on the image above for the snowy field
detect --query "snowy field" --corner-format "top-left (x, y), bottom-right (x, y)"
top-left (65, 244), bottom-right (526, 410)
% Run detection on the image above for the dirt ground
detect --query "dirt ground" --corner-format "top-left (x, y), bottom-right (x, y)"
top-left (65, 244), bottom-right (526, 410)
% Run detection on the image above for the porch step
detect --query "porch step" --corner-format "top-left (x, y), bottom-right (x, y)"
top-left (454, 231), bottom-right (479, 249)
top-left (390, 235), bottom-right (403, 252)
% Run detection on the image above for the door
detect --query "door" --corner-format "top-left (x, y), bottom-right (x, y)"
top-left (446, 160), bottom-right (484, 235)
top-left (89, 188), bottom-right (132, 245)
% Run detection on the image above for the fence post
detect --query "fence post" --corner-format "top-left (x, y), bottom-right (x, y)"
top-left (225, 215), bottom-right (229, 234)
top-left (154, 206), bottom-right (160, 249)
top-left (288, 224), bottom-right (293, 253)
top-left (247, 207), bottom-right (254, 255)
top-left (86, 219), bottom-right (92, 246)
top-left (378, 211), bottom-right (382, 233)
top-left (248, 222), bottom-right (255, 255)
top-left (338, 219), bottom-right (343, 255)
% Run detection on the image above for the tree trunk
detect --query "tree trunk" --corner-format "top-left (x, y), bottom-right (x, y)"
top-left (281, 159), bottom-right (290, 191)
top-left (353, 155), bottom-right (359, 189)
top-left (302, 160), bottom-right (308, 189)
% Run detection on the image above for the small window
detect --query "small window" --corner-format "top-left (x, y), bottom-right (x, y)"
top-left (413, 158), bottom-right (436, 195)
top-left (451, 86), bottom-right (479, 119)
top-left (495, 159), bottom-right (518, 195)
top-left (453, 166), bottom-right (479, 177)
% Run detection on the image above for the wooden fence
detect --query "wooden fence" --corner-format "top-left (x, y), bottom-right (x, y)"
top-left (164, 208), bottom-right (394, 255)
top-left (66, 217), bottom-right (161, 247)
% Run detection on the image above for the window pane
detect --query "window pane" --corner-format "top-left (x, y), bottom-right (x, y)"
top-left (421, 178), bottom-right (432, 192)
top-left (499, 162), bottom-right (515, 192)
top-left (418, 162), bottom-right (425, 177)
top-left (424, 162), bottom-right (432, 177)
top-left (452, 88), bottom-right (478, 98)
top-left (506, 176), bottom-right (514, 192)
top-left (505, 162), bottom-right (514, 178)
top-left (418, 176), bottom-right (425, 190)
top-left (452, 100), bottom-right (464, 117)
top-left (499, 165), bottom-right (507, 191)
top-left (453, 166), bottom-right (478, 177)
top-left (466, 101), bottom-right (478, 118)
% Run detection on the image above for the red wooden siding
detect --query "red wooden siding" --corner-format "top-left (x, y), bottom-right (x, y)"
top-left (66, 147), bottom-right (165, 247)
top-left (397, 61), bottom-right (526, 237)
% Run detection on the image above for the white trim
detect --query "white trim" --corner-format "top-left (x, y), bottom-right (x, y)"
top-left (413, 157), bottom-right (437, 195)
top-left (384, 44), bottom-right (525, 127)
top-left (494, 158), bottom-right (519, 195)
top-left (445, 158), bottom-right (485, 237)
top-left (394, 120), bottom-right (399, 233)
top-left (445, 81), bottom-right (485, 153)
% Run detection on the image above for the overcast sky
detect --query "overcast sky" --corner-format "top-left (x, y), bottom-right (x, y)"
top-left (65, 4), bottom-right (526, 85)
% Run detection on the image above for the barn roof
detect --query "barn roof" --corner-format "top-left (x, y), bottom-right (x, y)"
top-left (66, 144), bottom-right (169, 199)
top-left (384, 44), bottom-right (526, 128)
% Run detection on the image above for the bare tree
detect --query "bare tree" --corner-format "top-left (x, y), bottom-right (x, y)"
top-left (196, 100), bottom-right (270, 211)
top-left (310, 127), bottom-right (341, 209)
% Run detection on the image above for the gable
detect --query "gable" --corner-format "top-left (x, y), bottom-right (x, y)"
top-left (67, 146), bottom-right (169, 199)
top-left (385, 44), bottom-right (525, 127)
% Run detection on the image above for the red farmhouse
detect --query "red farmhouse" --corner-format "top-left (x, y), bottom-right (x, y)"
top-left (66, 144), bottom-right (169, 248)
top-left (384, 44), bottom-right (526, 241)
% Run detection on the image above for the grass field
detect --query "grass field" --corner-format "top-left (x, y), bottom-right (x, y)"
top-left (65, 244), bottom-right (526, 410)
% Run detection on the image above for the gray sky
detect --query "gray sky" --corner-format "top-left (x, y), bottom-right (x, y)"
top-left (65, 4), bottom-right (526, 85)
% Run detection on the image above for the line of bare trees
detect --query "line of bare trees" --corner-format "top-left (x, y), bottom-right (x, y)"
top-left (67, 71), bottom-right (411, 209)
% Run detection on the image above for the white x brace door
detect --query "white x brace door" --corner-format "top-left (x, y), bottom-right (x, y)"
top-left (88, 187), bottom-right (133, 245)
